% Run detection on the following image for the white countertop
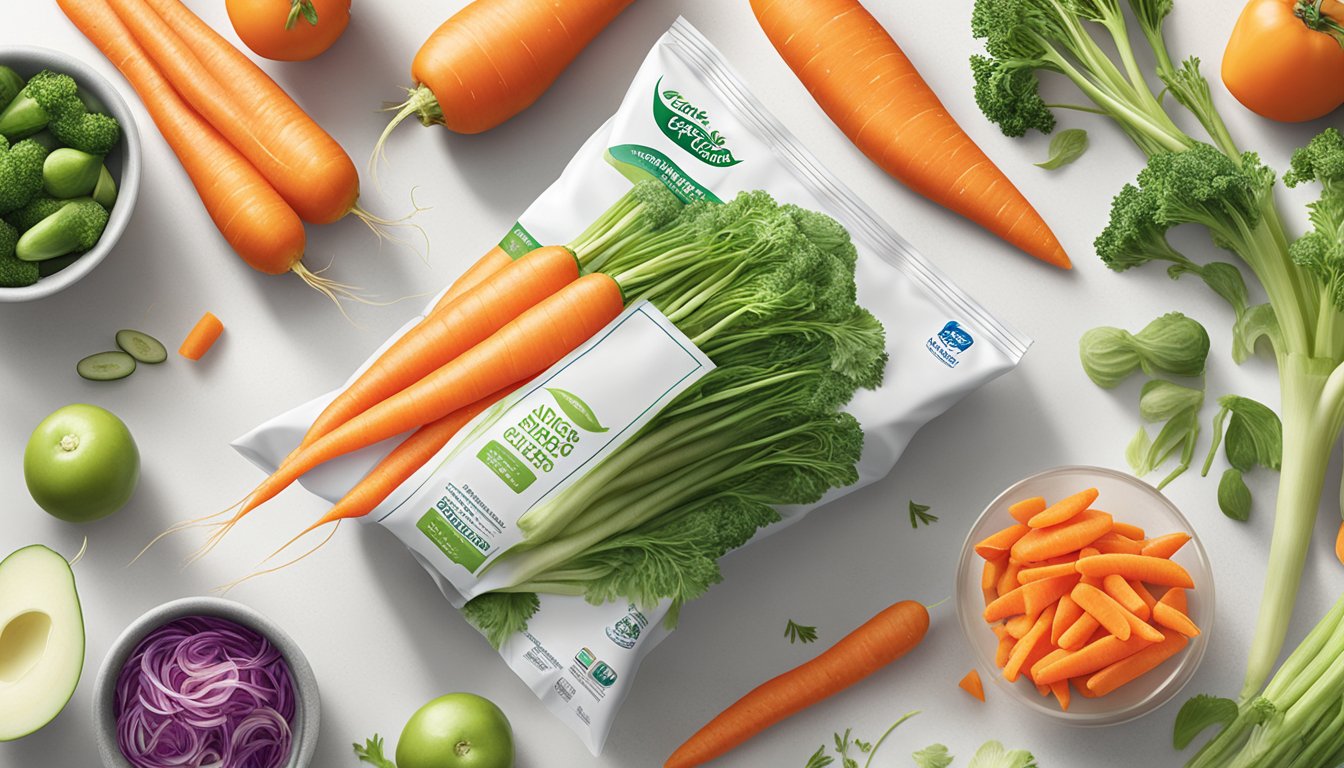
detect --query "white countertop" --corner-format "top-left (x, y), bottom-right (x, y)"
top-left (4, 1), bottom-right (1343, 766)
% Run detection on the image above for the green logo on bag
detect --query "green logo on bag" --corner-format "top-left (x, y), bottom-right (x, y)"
top-left (653, 78), bottom-right (741, 167)
top-left (547, 388), bottom-right (608, 433)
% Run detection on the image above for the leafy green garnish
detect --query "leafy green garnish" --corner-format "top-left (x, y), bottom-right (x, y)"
top-left (806, 712), bottom-right (919, 768)
top-left (909, 500), bottom-right (938, 528)
top-left (354, 734), bottom-right (397, 768)
top-left (913, 743), bottom-right (954, 768)
top-left (786, 619), bottom-right (819, 644)
top-left (1127, 380), bottom-right (1204, 489)
top-left (966, 740), bottom-right (1038, 768)
top-left (804, 745), bottom-right (834, 768)
top-left (1200, 395), bottom-right (1282, 521)
top-left (1173, 694), bottom-right (1239, 750)
top-left (1218, 468), bottom-right (1252, 522)
top-left (1036, 128), bottom-right (1088, 170)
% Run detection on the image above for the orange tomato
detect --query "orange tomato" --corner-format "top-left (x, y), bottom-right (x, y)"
top-left (226, 0), bottom-right (351, 62)
top-left (1223, 0), bottom-right (1344, 122)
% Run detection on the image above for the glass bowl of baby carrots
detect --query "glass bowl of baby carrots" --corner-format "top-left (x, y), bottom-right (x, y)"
top-left (955, 465), bottom-right (1213, 725)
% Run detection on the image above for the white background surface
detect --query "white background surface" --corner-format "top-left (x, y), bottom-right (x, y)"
top-left (3, 1), bottom-right (1343, 766)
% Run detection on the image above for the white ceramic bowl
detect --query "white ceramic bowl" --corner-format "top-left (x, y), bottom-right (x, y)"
top-left (0, 47), bottom-right (141, 302)
top-left (955, 465), bottom-right (1213, 725)
top-left (92, 597), bottom-right (320, 768)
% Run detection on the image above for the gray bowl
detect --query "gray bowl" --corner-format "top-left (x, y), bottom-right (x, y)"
top-left (0, 46), bottom-right (141, 302)
top-left (93, 597), bottom-right (320, 768)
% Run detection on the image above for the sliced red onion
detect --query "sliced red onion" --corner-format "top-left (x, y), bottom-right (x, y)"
top-left (114, 616), bottom-right (296, 768)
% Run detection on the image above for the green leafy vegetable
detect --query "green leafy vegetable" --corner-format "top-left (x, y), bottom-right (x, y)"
top-left (1127, 380), bottom-right (1203, 489)
top-left (834, 727), bottom-right (872, 768)
top-left (1200, 395), bottom-right (1282, 521)
top-left (913, 744), bottom-right (954, 768)
top-left (1035, 128), bottom-right (1088, 170)
top-left (1173, 694), bottom-right (1239, 750)
top-left (1078, 313), bottom-right (1210, 388)
top-left (966, 741), bottom-right (1038, 768)
top-left (785, 619), bottom-right (818, 645)
top-left (972, 0), bottom-right (1344, 698)
top-left (353, 734), bottom-right (397, 768)
top-left (804, 745), bottom-right (835, 768)
top-left (909, 500), bottom-right (937, 528)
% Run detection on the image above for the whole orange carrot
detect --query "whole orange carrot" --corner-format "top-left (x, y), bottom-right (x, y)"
top-left (664, 601), bottom-right (929, 768)
top-left (749, 0), bottom-right (1070, 269)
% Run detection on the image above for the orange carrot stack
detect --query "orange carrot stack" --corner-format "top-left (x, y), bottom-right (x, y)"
top-left (975, 488), bottom-right (1200, 709)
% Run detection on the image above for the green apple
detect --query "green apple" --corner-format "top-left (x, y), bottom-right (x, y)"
top-left (24, 404), bottom-right (139, 523)
top-left (0, 545), bottom-right (85, 741)
top-left (396, 693), bottom-right (515, 768)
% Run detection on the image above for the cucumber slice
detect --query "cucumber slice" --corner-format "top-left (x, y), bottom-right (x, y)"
top-left (115, 329), bottom-right (166, 364)
top-left (76, 351), bottom-right (135, 381)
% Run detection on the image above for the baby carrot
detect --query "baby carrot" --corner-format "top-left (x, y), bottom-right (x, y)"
top-left (984, 586), bottom-right (1026, 622)
top-left (1072, 583), bottom-right (1132, 640)
top-left (1022, 574), bottom-right (1080, 616)
top-left (1027, 487), bottom-right (1098, 528)
top-left (1004, 604), bottom-right (1056, 682)
top-left (1153, 601), bottom-right (1201, 638)
top-left (1049, 680), bottom-right (1072, 711)
top-left (1030, 647), bottom-right (1069, 682)
top-left (1159, 587), bottom-right (1189, 613)
top-left (1130, 579), bottom-right (1159, 615)
top-left (1008, 496), bottom-right (1047, 524)
top-left (1006, 610), bottom-right (1040, 639)
top-left (997, 561), bottom-right (1024, 597)
top-left (983, 555), bottom-right (1008, 592)
top-left (1141, 532), bottom-right (1192, 559)
top-left (1092, 532), bottom-right (1144, 556)
top-left (1111, 521), bottom-right (1146, 540)
top-left (959, 669), bottom-right (986, 702)
top-left (1103, 574), bottom-right (1149, 620)
top-left (1035, 633), bottom-right (1153, 686)
top-left (995, 634), bottom-right (1015, 667)
top-left (1076, 554), bottom-right (1195, 588)
top-left (1052, 594), bottom-right (1083, 646)
top-left (1057, 613), bottom-right (1100, 651)
top-left (975, 523), bottom-right (1030, 560)
top-left (180, 312), bottom-right (223, 360)
top-left (1017, 562), bottom-right (1080, 584)
top-left (1012, 510), bottom-right (1113, 563)
top-left (1123, 607), bottom-right (1166, 643)
top-left (1085, 634), bottom-right (1189, 696)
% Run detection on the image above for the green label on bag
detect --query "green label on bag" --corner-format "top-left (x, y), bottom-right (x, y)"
top-left (417, 510), bottom-right (488, 572)
top-left (477, 439), bottom-right (537, 493)
top-left (498, 221), bottom-right (541, 258)
top-left (605, 145), bottom-right (721, 204)
top-left (653, 78), bottom-right (741, 167)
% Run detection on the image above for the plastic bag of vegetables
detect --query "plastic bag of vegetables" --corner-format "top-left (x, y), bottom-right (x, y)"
top-left (234, 18), bottom-right (1028, 754)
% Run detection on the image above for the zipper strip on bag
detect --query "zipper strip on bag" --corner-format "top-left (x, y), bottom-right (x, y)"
top-left (664, 17), bottom-right (1032, 363)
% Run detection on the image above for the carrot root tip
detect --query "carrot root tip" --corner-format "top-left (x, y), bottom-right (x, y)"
top-left (350, 196), bottom-right (431, 264)
top-left (370, 85), bottom-right (440, 186)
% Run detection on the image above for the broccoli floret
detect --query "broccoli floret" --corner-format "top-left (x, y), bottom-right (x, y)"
top-left (0, 219), bottom-right (37, 287)
top-left (1095, 184), bottom-right (1184, 271)
top-left (0, 136), bottom-right (47, 215)
top-left (1283, 129), bottom-right (1344, 312)
top-left (1284, 128), bottom-right (1344, 190)
top-left (4, 194), bottom-right (74, 232)
top-left (23, 71), bottom-right (120, 155)
top-left (15, 199), bottom-right (108, 262)
top-left (0, 67), bottom-right (22, 113)
top-left (970, 55), bottom-right (1056, 137)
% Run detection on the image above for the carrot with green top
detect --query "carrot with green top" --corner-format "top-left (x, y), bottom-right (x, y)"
top-left (1141, 531), bottom-right (1191, 559)
top-left (1072, 582), bottom-right (1132, 640)
top-left (1035, 633), bottom-right (1154, 685)
top-left (1085, 634), bottom-right (1188, 696)
top-left (664, 601), bottom-right (929, 768)
top-left (1027, 488), bottom-right (1098, 528)
top-left (180, 312), bottom-right (223, 361)
top-left (1011, 510), bottom-right (1113, 561)
top-left (749, 0), bottom-right (1071, 269)
top-left (1076, 553), bottom-right (1194, 588)
top-left (975, 523), bottom-right (1030, 560)
top-left (959, 669), bottom-right (986, 702)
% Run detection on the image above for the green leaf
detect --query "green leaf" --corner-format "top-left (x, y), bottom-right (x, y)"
top-left (1218, 468), bottom-right (1252, 521)
top-left (353, 734), bottom-right (398, 768)
top-left (785, 619), bottom-right (819, 644)
top-left (1035, 128), bottom-right (1089, 169)
top-left (1222, 396), bottom-right (1283, 471)
top-left (804, 745), bottom-right (835, 768)
top-left (1231, 303), bottom-right (1279, 364)
top-left (1167, 261), bottom-right (1249, 314)
top-left (547, 387), bottom-right (609, 433)
top-left (300, 0), bottom-right (319, 26)
top-left (965, 740), bottom-right (1038, 768)
top-left (1224, 416), bottom-right (1257, 472)
top-left (1127, 426), bottom-right (1154, 475)
top-left (1173, 694), bottom-right (1239, 749)
top-left (909, 500), bottom-right (938, 528)
top-left (913, 744), bottom-right (954, 768)
top-left (1139, 379), bottom-right (1204, 422)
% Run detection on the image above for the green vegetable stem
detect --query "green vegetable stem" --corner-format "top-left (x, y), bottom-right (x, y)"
top-left (43, 148), bottom-right (102, 199)
top-left (971, 0), bottom-right (1344, 699)
top-left (1079, 313), bottom-right (1210, 388)
top-left (15, 199), bottom-right (108, 262)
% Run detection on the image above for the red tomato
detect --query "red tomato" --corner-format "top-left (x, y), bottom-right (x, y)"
top-left (1223, 0), bottom-right (1344, 122)
top-left (226, 0), bottom-right (351, 62)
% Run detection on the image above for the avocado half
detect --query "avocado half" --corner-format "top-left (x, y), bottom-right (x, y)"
top-left (0, 545), bottom-right (85, 741)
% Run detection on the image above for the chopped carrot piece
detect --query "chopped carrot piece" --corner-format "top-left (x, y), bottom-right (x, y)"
top-left (1111, 521), bottom-right (1145, 540)
top-left (976, 523), bottom-right (1030, 560)
top-left (1092, 532), bottom-right (1144, 556)
top-left (1008, 496), bottom-right (1047, 524)
top-left (1027, 488), bottom-right (1099, 528)
top-left (1076, 554), bottom-right (1194, 588)
top-left (1012, 510), bottom-right (1113, 562)
top-left (959, 669), bottom-right (986, 702)
top-left (1072, 583), bottom-right (1132, 640)
top-left (995, 634), bottom-right (1015, 668)
top-left (1141, 532), bottom-right (1191, 558)
top-left (1085, 634), bottom-right (1189, 696)
top-left (180, 311), bottom-right (224, 361)
top-left (984, 586), bottom-right (1026, 622)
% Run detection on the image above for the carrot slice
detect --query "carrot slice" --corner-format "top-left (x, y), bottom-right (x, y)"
top-left (1027, 488), bottom-right (1098, 528)
top-left (976, 523), bottom-right (1030, 560)
top-left (1072, 583), bottom-right (1132, 640)
top-left (1085, 634), bottom-right (1189, 696)
top-left (1008, 496), bottom-right (1047, 524)
top-left (1012, 510), bottom-right (1113, 562)
top-left (1076, 554), bottom-right (1195, 588)
top-left (1142, 532), bottom-right (1191, 559)
top-left (959, 669), bottom-right (986, 702)
top-left (180, 312), bottom-right (223, 361)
